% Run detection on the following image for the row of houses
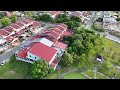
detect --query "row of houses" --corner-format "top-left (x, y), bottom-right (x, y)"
top-left (0, 17), bottom-right (41, 51)
top-left (16, 23), bottom-right (73, 70)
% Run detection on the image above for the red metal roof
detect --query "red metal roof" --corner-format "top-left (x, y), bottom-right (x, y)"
top-left (53, 25), bottom-right (64, 31)
top-left (15, 22), bottom-right (25, 27)
top-left (5, 36), bottom-right (14, 42)
top-left (21, 20), bottom-right (29, 24)
top-left (28, 42), bottom-right (57, 62)
top-left (63, 29), bottom-right (73, 36)
top-left (50, 58), bottom-right (59, 68)
top-left (49, 31), bottom-right (60, 39)
top-left (52, 29), bottom-right (62, 35)
top-left (49, 11), bottom-right (59, 15)
top-left (58, 23), bottom-right (68, 29)
top-left (0, 29), bottom-right (9, 36)
top-left (24, 18), bottom-right (33, 22)
top-left (17, 48), bottom-right (28, 59)
top-left (32, 21), bottom-right (40, 27)
top-left (11, 24), bottom-right (20, 29)
top-left (16, 30), bottom-right (24, 35)
top-left (3, 27), bottom-right (14, 33)
top-left (45, 35), bottom-right (57, 44)
top-left (54, 42), bottom-right (68, 50)
top-left (17, 42), bottom-right (38, 59)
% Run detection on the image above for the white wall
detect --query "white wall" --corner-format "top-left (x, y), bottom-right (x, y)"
top-left (27, 52), bottom-right (40, 61)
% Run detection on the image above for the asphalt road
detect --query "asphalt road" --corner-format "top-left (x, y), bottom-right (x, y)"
top-left (0, 23), bottom-right (51, 64)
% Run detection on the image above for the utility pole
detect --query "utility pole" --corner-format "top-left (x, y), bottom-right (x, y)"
top-left (94, 65), bottom-right (98, 79)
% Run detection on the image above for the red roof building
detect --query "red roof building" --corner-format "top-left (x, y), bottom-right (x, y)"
top-left (11, 24), bottom-right (20, 30)
top-left (17, 42), bottom-right (38, 59)
top-left (28, 42), bottom-right (57, 62)
top-left (15, 22), bottom-right (25, 27)
top-left (0, 29), bottom-right (9, 36)
top-left (17, 48), bottom-right (28, 59)
top-left (54, 42), bottom-right (68, 50)
top-left (21, 19), bottom-right (29, 25)
top-left (5, 36), bottom-right (14, 42)
top-left (45, 35), bottom-right (58, 44)
top-left (3, 27), bottom-right (14, 33)
top-left (32, 21), bottom-right (41, 27)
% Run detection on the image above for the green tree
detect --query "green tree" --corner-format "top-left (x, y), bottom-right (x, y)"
top-left (10, 15), bottom-right (17, 23)
top-left (60, 52), bottom-right (73, 66)
top-left (1, 17), bottom-right (11, 27)
top-left (70, 16), bottom-right (81, 22)
top-left (31, 59), bottom-right (50, 79)
top-left (38, 14), bottom-right (54, 22)
top-left (24, 11), bottom-right (33, 18)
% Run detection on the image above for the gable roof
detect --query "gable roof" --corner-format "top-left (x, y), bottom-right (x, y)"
top-left (28, 42), bottom-right (57, 62)
top-left (54, 42), bottom-right (68, 50)
top-left (0, 29), bottom-right (9, 36)
top-left (3, 27), bottom-right (14, 33)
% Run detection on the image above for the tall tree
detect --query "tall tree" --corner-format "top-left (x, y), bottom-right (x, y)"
top-left (1, 17), bottom-right (11, 27)
top-left (60, 52), bottom-right (73, 66)
top-left (31, 59), bottom-right (50, 79)
top-left (10, 15), bottom-right (17, 23)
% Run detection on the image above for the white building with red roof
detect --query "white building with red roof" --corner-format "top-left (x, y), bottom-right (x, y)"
top-left (16, 23), bottom-right (73, 70)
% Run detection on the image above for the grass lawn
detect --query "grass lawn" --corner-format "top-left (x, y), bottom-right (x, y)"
top-left (62, 71), bottom-right (88, 79)
top-left (0, 55), bottom-right (32, 79)
top-left (83, 70), bottom-right (107, 79)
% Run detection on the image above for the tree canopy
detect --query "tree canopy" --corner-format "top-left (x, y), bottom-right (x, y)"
top-left (1, 17), bottom-right (11, 27)
top-left (31, 59), bottom-right (52, 79)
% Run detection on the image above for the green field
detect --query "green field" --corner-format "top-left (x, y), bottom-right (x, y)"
top-left (62, 71), bottom-right (88, 79)
top-left (0, 55), bottom-right (32, 79)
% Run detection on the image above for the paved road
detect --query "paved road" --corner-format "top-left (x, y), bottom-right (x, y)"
top-left (86, 11), bottom-right (120, 44)
top-left (0, 23), bottom-right (51, 64)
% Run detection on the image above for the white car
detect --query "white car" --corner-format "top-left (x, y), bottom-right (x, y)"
top-left (1, 61), bottom-right (5, 65)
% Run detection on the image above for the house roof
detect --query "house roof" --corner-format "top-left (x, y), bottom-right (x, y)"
top-left (49, 11), bottom-right (59, 15)
top-left (21, 19), bottom-right (29, 24)
top-left (0, 29), bottom-right (9, 36)
top-left (49, 31), bottom-right (60, 39)
top-left (5, 36), bottom-right (14, 42)
top-left (50, 58), bottom-right (59, 68)
top-left (53, 25), bottom-right (65, 30)
top-left (24, 18), bottom-right (33, 22)
top-left (11, 24), bottom-right (20, 29)
top-left (52, 29), bottom-right (62, 35)
top-left (58, 23), bottom-right (68, 29)
top-left (16, 30), bottom-right (24, 35)
top-left (45, 35), bottom-right (57, 44)
top-left (15, 22), bottom-right (25, 27)
top-left (44, 30), bottom-right (60, 39)
top-left (28, 42), bottom-right (57, 62)
top-left (17, 48), bottom-right (28, 59)
top-left (54, 42), bottom-right (68, 50)
top-left (3, 27), bottom-right (14, 33)
top-left (17, 42), bottom-right (38, 58)
top-left (32, 21), bottom-right (40, 27)
top-left (63, 29), bottom-right (73, 36)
